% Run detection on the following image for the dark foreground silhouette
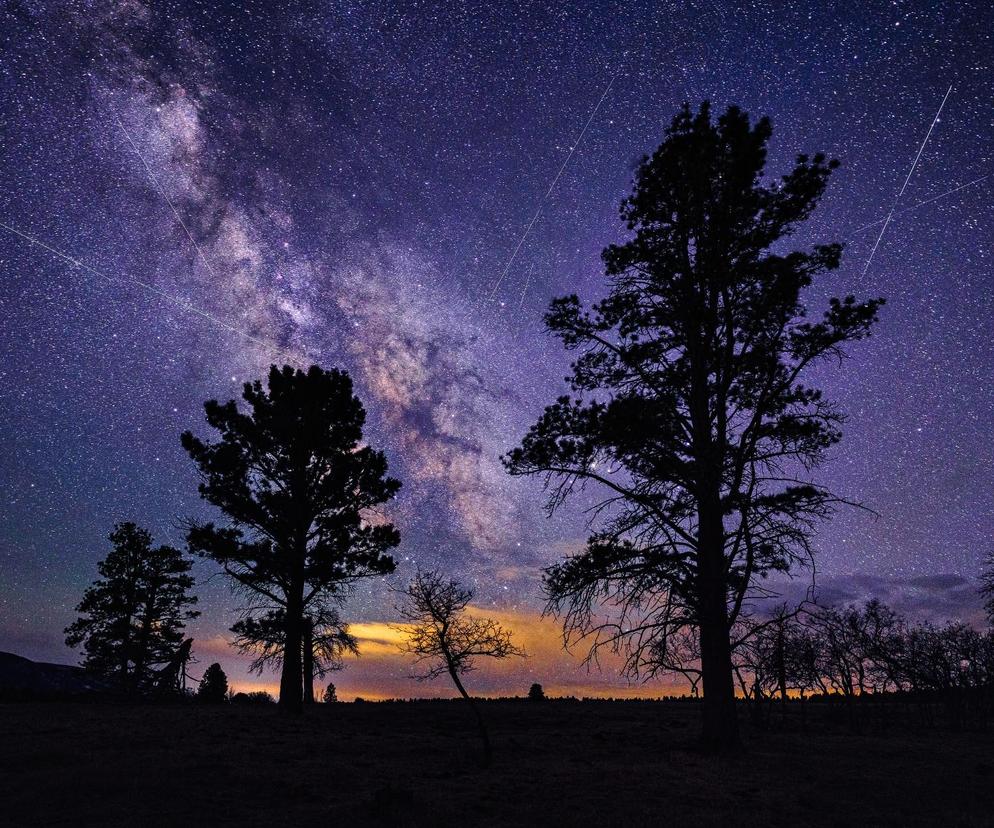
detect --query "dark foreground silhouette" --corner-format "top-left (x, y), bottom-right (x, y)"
top-left (2, 699), bottom-right (993, 827)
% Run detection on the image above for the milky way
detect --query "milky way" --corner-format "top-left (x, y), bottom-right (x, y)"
top-left (2, 1), bottom-right (993, 696)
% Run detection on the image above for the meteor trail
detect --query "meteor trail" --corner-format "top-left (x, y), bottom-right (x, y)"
top-left (518, 261), bottom-right (535, 311)
top-left (862, 84), bottom-right (953, 275)
top-left (851, 173), bottom-right (990, 234)
top-left (113, 112), bottom-right (222, 285)
top-left (487, 65), bottom-right (623, 303)
top-left (0, 220), bottom-right (304, 366)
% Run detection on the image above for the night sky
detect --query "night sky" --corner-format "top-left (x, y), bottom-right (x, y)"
top-left (1, 0), bottom-right (993, 698)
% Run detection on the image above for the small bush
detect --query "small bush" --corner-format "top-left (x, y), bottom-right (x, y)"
top-left (230, 690), bottom-right (275, 705)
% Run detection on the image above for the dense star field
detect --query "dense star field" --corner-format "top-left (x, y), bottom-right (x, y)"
top-left (1, 0), bottom-right (993, 698)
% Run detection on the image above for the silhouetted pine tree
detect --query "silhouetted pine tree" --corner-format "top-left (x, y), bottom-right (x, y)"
top-left (505, 102), bottom-right (883, 751)
top-left (182, 365), bottom-right (400, 712)
top-left (198, 662), bottom-right (229, 702)
top-left (65, 522), bottom-right (198, 693)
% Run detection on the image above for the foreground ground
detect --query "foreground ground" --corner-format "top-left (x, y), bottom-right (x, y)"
top-left (2, 700), bottom-right (993, 826)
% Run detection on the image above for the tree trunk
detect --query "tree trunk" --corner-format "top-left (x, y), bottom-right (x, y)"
top-left (279, 596), bottom-right (304, 713)
top-left (302, 617), bottom-right (315, 705)
top-left (688, 321), bottom-right (739, 752)
top-left (699, 608), bottom-right (740, 749)
top-left (775, 622), bottom-right (788, 723)
top-left (449, 667), bottom-right (492, 767)
top-left (133, 584), bottom-right (160, 693)
top-left (697, 494), bottom-right (740, 752)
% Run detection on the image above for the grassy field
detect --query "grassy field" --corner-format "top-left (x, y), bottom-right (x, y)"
top-left (2, 699), bottom-right (993, 826)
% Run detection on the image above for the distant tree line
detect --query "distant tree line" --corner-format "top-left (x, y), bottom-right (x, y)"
top-left (733, 598), bottom-right (994, 731)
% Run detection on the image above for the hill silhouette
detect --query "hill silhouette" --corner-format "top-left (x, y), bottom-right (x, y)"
top-left (0, 651), bottom-right (114, 700)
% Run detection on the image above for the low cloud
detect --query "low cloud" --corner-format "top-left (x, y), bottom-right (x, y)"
top-left (771, 572), bottom-right (986, 625)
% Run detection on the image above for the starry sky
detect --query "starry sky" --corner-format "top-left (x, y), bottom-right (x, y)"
top-left (1, 0), bottom-right (993, 698)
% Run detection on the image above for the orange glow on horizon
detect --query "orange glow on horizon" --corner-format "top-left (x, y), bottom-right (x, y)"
top-left (212, 605), bottom-right (689, 701)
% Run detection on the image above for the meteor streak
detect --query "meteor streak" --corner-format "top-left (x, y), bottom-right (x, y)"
top-left (852, 173), bottom-right (990, 234)
top-left (518, 262), bottom-right (535, 311)
top-left (113, 112), bottom-right (222, 285)
top-left (488, 65), bottom-right (623, 303)
top-left (862, 84), bottom-right (953, 275)
top-left (0, 220), bottom-right (304, 365)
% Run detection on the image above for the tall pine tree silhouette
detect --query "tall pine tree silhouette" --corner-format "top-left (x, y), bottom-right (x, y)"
top-left (182, 365), bottom-right (400, 712)
top-left (506, 103), bottom-right (883, 750)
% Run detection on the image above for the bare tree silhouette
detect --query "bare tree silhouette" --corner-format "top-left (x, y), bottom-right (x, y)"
top-left (395, 570), bottom-right (525, 766)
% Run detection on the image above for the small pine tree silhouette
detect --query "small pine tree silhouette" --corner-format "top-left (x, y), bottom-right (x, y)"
top-left (528, 683), bottom-right (546, 701)
top-left (198, 663), bottom-right (228, 703)
top-left (323, 682), bottom-right (338, 703)
top-left (64, 522), bottom-right (198, 693)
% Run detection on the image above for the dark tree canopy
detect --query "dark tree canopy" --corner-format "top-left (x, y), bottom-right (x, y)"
top-left (198, 662), bottom-right (229, 703)
top-left (505, 102), bottom-right (883, 750)
top-left (65, 522), bottom-right (198, 693)
top-left (182, 364), bottom-right (400, 711)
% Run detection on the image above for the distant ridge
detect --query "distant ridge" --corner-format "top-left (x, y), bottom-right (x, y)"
top-left (0, 651), bottom-right (113, 699)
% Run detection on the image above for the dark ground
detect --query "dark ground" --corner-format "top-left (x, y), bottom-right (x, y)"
top-left (2, 699), bottom-right (993, 827)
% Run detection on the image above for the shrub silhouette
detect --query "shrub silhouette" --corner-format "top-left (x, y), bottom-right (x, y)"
top-left (230, 690), bottom-right (275, 705)
top-left (528, 683), bottom-right (546, 701)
